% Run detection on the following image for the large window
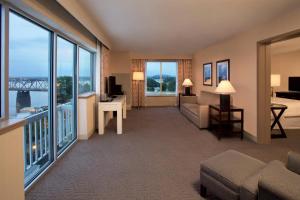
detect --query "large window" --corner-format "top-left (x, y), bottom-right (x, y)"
top-left (9, 11), bottom-right (53, 187)
top-left (56, 36), bottom-right (77, 155)
top-left (146, 61), bottom-right (177, 96)
top-left (79, 47), bottom-right (94, 94)
top-left (5, 8), bottom-right (95, 188)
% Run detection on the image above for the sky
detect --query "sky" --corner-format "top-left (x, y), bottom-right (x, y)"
top-left (9, 12), bottom-right (92, 78)
top-left (146, 62), bottom-right (177, 77)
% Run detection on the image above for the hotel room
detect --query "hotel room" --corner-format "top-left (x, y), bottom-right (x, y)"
top-left (0, 1), bottom-right (300, 200)
top-left (271, 38), bottom-right (300, 133)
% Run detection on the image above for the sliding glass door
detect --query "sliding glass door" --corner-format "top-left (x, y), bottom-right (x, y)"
top-left (56, 36), bottom-right (77, 155)
top-left (7, 8), bottom-right (92, 187)
top-left (9, 11), bottom-right (53, 187)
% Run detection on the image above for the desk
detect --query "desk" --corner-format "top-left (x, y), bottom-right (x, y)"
top-left (271, 103), bottom-right (287, 138)
top-left (209, 104), bottom-right (244, 140)
top-left (98, 95), bottom-right (126, 135)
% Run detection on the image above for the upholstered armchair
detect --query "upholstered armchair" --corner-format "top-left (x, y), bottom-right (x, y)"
top-left (258, 152), bottom-right (300, 200)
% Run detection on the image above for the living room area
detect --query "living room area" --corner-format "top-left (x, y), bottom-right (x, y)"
top-left (1, 0), bottom-right (300, 200)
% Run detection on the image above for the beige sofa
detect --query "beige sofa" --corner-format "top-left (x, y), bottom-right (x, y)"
top-left (180, 95), bottom-right (209, 128)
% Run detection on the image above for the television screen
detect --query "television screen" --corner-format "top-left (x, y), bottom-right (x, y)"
top-left (289, 77), bottom-right (300, 92)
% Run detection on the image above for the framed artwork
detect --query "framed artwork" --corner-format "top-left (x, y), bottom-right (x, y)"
top-left (203, 62), bottom-right (213, 86)
top-left (216, 59), bottom-right (230, 85)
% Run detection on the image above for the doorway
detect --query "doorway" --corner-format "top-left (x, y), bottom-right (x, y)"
top-left (257, 30), bottom-right (300, 144)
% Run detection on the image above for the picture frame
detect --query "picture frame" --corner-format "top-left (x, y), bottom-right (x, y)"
top-left (203, 62), bottom-right (213, 86)
top-left (216, 59), bottom-right (230, 85)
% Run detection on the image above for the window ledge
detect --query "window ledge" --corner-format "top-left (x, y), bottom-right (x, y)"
top-left (0, 119), bottom-right (25, 135)
top-left (78, 92), bottom-right (96, 99)
top-left (146, 95), bottom-right (177, 97)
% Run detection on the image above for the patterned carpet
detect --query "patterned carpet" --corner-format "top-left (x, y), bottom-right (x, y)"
top-left (26, 107), bottom-right (300, 200)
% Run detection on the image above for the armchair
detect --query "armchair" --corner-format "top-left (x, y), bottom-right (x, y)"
top-left (258, 151), bottom-right (300, 200)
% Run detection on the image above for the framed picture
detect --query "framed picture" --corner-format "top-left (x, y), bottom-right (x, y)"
top-left (216, 59), bottom-right (230, 85)
top-left (203, 62), bottom-right (213, 86)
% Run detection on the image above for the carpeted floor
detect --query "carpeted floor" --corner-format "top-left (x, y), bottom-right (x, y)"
top-left (26, 107), bottom-right (300, 200)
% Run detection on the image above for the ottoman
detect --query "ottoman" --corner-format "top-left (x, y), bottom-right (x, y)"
top-left (200, 150), bottom-right (266, 200)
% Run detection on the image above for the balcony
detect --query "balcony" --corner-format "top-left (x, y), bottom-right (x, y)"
top-left (23, 103), bottom-right (74, 186)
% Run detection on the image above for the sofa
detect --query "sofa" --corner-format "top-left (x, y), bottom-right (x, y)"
top-left (200, 150), bottom-right (300, 200)
top-left (180, 95), bottom-right (209, 128)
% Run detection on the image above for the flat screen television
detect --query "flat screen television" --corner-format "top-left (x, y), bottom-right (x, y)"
top-left (289, 77), bottom-right (300, 92)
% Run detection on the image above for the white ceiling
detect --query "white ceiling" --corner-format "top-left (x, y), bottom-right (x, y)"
top-left (271, 37), bottom-right (300, 55)
top-left (61, 0), bottom-right (300, 55)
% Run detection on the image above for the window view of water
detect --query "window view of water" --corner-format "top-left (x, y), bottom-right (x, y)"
top-left (9, 91), bottom-right (48, 118)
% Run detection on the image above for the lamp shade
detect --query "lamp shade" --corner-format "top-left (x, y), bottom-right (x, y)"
top-left (182, 78), bottom-right (193, 87)
top-left (215, 80), bottom-right (236, 94)
top-left (133, 72), bottom-right (144, 81)
top-left (271, 74), bottom-right (280, 87)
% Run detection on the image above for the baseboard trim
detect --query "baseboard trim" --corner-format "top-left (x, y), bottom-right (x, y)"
top-left (78, 132), bottom-right (94, 140)
top-left (243, 131), bottom-right (257, 143)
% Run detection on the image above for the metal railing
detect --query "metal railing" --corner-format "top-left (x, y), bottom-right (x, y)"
top-left (23, 103), bottom-right (74, 184)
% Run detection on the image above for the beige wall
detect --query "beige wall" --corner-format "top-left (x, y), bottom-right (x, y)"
top-left (271, 50), bottom-right (300, 92)
top-left (192, 6), bottom-right (300, 137)
top-left (0, 127), bottom-right (24, 200)
top-left (145, 96), bottom-right (177, 107)
top-left (110, 51), bottom-right (132, 73)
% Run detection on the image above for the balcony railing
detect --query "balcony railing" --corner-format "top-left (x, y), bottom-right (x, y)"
top-left (23, 103), bottom-right (74, 185)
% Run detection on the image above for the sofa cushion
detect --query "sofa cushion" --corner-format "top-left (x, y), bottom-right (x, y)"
top-left (240, 169), bottom-right (263, 200)
top-left (287, 151), bottom-right (300, 175)
top-left (181, 103), bottom-right (199, 116)
top-left (259, 160), bottom-right (300, 200)
top-left (201, 150), bottom-right (266, 193)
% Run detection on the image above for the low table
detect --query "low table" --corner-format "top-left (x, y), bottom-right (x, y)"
top-left (209, 104), bottom-right (244, 140)
top-left (271, 103), bottom-right (287, 139)
top-left (98, 95), bottom-right (126, 135)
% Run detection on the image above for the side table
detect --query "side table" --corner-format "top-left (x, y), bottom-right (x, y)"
top-left (271, 103), bottom-right (287, 138)
top-left (209, 104), bottom-right (244, 140)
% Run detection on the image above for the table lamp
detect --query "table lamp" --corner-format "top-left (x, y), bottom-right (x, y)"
top-left (271, 74), bottom-right (280, 97)
top-left (133, 72), bottom-right (144, 109)
top-left (182, 78), bottom-right (193, 95)
top-left (215, 80), bottom-right (236, 111)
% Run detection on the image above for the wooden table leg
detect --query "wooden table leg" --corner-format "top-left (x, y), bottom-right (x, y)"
top-left (98, 109), bottom-right (104, 135)
top-left (117, 105), bottom-right (122, 134)
top-left (271, 108), bottom-right (287, 138)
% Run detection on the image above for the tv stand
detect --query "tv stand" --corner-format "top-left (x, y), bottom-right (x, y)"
top-left (276, 91), bottom-right (300, 100)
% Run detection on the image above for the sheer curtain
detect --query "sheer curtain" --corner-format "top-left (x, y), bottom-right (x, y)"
top-left (177, 59), bottom-right (192, 93)
top-left (131, 59), bottom-right (146, 107)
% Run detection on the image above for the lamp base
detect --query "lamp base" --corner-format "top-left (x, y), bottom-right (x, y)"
top-left (220, 94), bottom-right (230, 111)
top-left (185, 87), bottom-right (191, 96)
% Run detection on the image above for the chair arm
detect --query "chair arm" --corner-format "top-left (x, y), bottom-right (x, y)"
top-left (180, 95), bottom-right (197, 105)
top-left (198, 105), bottom-right (209, 128)
top-left (287, 151), bottom-right (300, 175)
top-left (258, 160), bottom-right (300, 200)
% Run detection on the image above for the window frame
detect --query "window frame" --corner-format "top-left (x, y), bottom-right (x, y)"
top-left (78, 46), bottom-right (96, 94)
top-left (2, 3), bottom-right (97, 190)
top-left (55, 35), bottom-right (78, 156)
top-left (0, 4), bottom-right (3, 120)
top-left (145, 60), bottom-right (178, 97)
